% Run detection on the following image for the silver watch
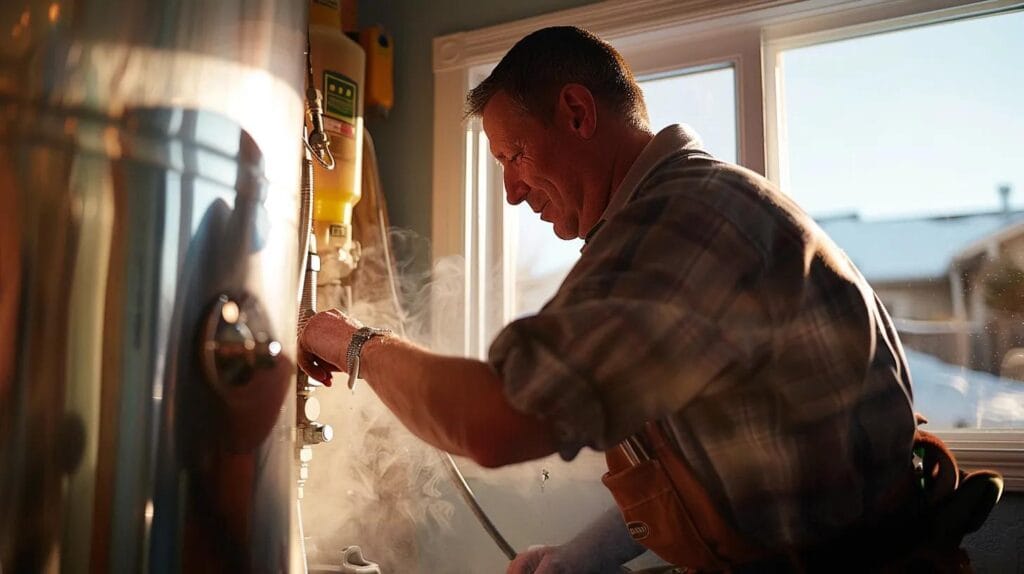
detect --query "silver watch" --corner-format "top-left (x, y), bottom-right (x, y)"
top-left (345, 326), bottom-right (391, 389)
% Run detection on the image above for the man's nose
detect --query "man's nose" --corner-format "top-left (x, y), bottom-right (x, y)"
top-left (504, 171), bottom-right (528, 205)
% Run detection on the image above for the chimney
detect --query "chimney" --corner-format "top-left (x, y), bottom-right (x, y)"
top-left (998, 183), bottom-right (1012, 217)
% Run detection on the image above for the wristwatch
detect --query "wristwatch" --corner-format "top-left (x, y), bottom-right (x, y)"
top-left (345, 326), bottom-right (392, 389)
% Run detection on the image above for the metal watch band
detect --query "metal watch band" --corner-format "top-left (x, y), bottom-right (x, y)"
top-left (345, 326), bottom-right (391, 389)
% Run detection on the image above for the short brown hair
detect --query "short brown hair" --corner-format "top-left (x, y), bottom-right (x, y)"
top-left (465, 26), bottom-right (649, 130)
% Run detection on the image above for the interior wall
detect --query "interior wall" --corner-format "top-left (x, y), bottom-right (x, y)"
top-left (357, 0), bottom-right (597, 272)
top-left (964, 492), bottom-right (1024, 572)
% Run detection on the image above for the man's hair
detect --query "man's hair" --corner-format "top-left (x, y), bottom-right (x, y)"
top-left (465, 26), bottom-right (649, 130)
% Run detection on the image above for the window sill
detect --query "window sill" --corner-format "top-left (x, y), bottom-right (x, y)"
top-left (940, 430), bottom-right (1024, 492)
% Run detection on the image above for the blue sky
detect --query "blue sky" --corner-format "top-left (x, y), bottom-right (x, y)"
top-left (644, 66), bottom-right (737, 164)
top-left (780, 9), bottom-right (1023, 219)
top-left (640, 9), bottom-right (1024, 220)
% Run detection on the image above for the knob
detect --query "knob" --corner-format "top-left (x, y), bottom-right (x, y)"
top-left (302, 423), bottom-right (333, 445)
top-left (201, 294), bottom-right (282, 390)
top-left (299, 394), bottom-right (321, 424)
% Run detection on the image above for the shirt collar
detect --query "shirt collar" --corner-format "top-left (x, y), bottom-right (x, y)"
top-left (583, 124), bottom-right (705, 247)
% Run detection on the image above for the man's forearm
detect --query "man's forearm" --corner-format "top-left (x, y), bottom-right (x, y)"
top-left (358, 336), bottom-right (557, 467)
top-left (563, 506), bottom-right (647, 571)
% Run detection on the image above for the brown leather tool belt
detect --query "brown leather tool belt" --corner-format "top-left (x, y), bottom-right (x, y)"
top-left (602, 423), bottom-right (972, 572)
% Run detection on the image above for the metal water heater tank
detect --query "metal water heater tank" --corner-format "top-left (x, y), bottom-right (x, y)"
top-left (0, 1), bottom-right (308, 571)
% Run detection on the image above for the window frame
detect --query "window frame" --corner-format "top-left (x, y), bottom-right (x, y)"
top-left (432, 0), bottom-right (1024, 489)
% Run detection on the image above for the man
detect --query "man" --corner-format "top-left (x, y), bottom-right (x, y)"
top-left (299, 26), bottom-right (921, 571)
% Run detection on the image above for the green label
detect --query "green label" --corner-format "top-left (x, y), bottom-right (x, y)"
top-left (313, 0), bottom-right (339, 9)
top-left (323, 71), bottom-right (357, 125)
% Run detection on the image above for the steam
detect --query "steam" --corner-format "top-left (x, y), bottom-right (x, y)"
top-left (301, 227), bottom-right (617, 573)
top-left (302, 229), bottom-right (459, 572)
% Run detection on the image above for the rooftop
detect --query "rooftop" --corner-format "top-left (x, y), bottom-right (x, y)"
top-left (816, 210), bottom-right (1024, 283)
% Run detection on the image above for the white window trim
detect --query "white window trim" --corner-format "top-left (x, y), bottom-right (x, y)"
top-left (432, 0), bottom-right (1024, 489)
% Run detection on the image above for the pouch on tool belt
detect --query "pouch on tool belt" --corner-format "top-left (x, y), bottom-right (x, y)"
top-left (602, 422), bottom-right (766, 570)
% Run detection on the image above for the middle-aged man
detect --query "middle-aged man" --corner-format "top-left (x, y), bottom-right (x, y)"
top-left (299, 26), bottom-right (990, 573)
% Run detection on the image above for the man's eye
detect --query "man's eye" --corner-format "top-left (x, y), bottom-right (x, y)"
top-left (510, 152), bottom-right (522, 164)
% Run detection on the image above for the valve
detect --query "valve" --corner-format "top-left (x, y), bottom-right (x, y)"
top-left (302, 422), bottom-right (334, 445)
top-left (201, 294), bottom-right (283, 391)
top-left (199, 292), bottom-right (292, 451)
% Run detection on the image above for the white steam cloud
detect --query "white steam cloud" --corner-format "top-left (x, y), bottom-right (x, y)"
top-left (301, 228), bottom-right (620, 573)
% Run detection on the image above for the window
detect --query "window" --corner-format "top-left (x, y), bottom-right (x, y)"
top-left (776, 10), bottom-right (1024, 432)
top-left (642, 65), bottom-right (738, 164)
top-left (509, 201), bottom-right (581, 318)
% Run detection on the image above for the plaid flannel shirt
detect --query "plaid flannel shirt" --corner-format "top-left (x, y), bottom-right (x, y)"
top-left (488, 125), bottom-right (917, 549)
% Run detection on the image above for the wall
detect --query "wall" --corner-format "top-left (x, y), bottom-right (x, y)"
top-left (876, 281), bottom-right (953, 321)
top-left (357, 0), bottom-right (596, 268)
top-left (964, 493), bottom-right (1024, 573)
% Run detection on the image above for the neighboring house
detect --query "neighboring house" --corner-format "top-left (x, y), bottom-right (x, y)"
top-left (817, 209), bottom-right (1024, 321)
top-left (818, 208), bottom-right (1024, 378)
top-left (953, 218), bottom-right (1024, 375)
top-left (818, 205), bottom-right (1024, 428)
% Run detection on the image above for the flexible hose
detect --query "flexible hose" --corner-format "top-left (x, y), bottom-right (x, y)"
top-left (362, 129), bottom-right (518, 561)
top-left (296, 132), bottom-right (315, 574)
top-left (297, 491), bottom-right (310, 574)
top-left (297, 128), bottom-right (315, 312)
top-left (437, 451), bottom-right (518, 560)
top-left (304, 35), bottom-right (335, 170)
top-left (296, 37), bottom-right (320, 574)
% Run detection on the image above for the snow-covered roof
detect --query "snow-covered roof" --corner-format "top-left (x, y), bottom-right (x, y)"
top-left (816, 211), bottom-right (1024, 283)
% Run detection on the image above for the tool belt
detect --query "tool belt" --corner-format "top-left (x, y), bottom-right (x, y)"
top-left (602, 418), bottom-right (1003, 572)
top-left (602, 421), bottom-right (766, 570)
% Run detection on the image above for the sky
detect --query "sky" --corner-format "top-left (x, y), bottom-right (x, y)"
top-left (516, 8), bottom-right (1024, 284)
top-left (782, 9), bottom-right (1024, 220)
top-left (643, 66), bottom-right (737, 164)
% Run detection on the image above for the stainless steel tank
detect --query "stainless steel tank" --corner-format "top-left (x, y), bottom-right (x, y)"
top-left (0, 1), bottom-right (307, 571)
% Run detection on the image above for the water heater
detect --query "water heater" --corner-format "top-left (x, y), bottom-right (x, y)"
top-left (0, 1), bottom-right (308, 571)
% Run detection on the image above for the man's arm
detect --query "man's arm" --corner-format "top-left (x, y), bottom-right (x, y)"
top-left (563, 506), bottom-right (647, 567)
top-left (298, 310), bottom-right (558, 467)
top-left (508, 507), bottom-right (647, 573)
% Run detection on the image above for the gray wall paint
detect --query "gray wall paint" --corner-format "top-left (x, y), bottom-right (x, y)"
top-left (965, 492), bottom-right (1024, 572)
top-left (357, 0), bottom-right (595, 265)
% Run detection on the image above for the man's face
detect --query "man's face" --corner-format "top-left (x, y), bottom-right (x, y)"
top-left (481, 91), bottom-right (585, 240)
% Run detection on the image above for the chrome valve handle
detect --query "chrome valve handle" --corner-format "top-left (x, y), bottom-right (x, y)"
top-left (202, 293), bottom-right (283, 390)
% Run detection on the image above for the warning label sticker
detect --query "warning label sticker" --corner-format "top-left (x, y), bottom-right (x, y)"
top-left (324, 71), bottom-right (357, 126)
top-left (323, 117), bottom-right (355, 138)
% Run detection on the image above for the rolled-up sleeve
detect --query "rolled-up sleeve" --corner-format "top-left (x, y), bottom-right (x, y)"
top-left (489, 165), bottom-right (773, 459)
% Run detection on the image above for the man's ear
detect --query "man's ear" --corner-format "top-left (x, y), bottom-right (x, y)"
top-left (558, 84), bottom-right (597, 139)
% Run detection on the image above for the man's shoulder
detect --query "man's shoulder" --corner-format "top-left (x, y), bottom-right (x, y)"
top-left (635, 153), bottom-right (782, 224)
top-left (644, 151), bottom-right (771, 194)
top-left (630, 153), bottom-right (821, 262)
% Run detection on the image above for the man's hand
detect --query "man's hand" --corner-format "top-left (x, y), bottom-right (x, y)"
top-left (507, 545), bottom-right (573, 574)
top-left (297, 309), bottom-right (363, 385)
